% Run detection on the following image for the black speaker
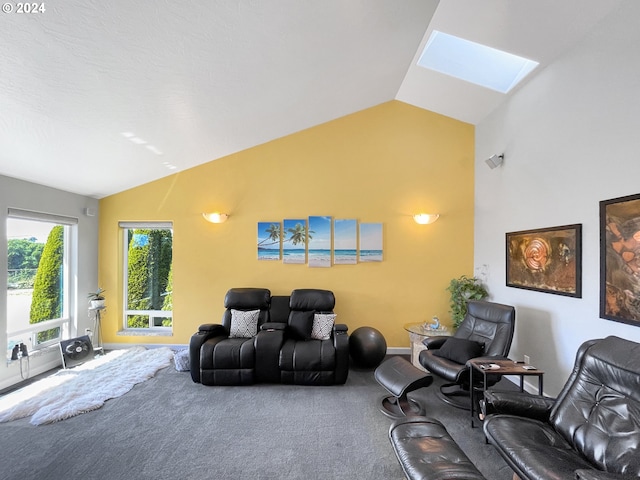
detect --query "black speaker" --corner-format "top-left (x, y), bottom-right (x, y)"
top-left (59, 335), bottom-right (94, 368)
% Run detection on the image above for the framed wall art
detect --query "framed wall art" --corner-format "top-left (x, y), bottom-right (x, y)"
top-left (257, 222), bottom-right (282, 260)
top-left (333, 219), bottom-right (357, 265)
top-left (600, 193), bottom-right (640, 326)
top-left (506, 224), bottom-right (582, 297)
top-left (283, 219), bottom-right (308, 264)
top-left (308, 216), bottom-right (331, 267)
top-left (359, 222), bottom-right (383, 262)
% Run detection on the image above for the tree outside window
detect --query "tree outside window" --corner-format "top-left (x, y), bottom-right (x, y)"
top-left (124, 226), bottom-right (173, 330)
top-left (6, 217), bottom-right (70, 351)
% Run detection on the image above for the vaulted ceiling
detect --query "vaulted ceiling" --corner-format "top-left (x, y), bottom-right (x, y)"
top-left (0, 0), bottom-right (622, 198)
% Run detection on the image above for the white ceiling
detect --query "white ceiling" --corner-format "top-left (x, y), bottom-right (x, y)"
top-left (0, 0), bottom-right (622, 198)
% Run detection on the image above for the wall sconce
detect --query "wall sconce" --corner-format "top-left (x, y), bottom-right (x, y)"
top-left (202, 212), bottom-right (229, 224)
top-left (413, 213), bottom-right (440, 225)
top-left (485, 154), bottom-right (504, 169)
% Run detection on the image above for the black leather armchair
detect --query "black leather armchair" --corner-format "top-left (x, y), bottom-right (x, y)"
top-left (419, 300), bottom-right (515, 407)
top-left (190, 288), bottom-right (271, 385)
top-left (483, 336), bottom-right (640, 480)
top-left (278, 289), bottom-right (349, 385)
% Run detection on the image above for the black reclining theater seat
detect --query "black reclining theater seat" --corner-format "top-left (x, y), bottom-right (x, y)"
top-left (266, 289), bottom-right (349, 386)
top-left (483, 336), bottom-right (640, 480)
top-left (189, 288), bottom-right (271, 385)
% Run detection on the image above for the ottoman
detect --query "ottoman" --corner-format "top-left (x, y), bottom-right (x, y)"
top-left (389, 417), bottom-right (486, 480)
top-left (375, 356), bottom-right (433, 418)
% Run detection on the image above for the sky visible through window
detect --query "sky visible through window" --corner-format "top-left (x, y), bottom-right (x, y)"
top-left (417, 30), bottom-right (539, 93)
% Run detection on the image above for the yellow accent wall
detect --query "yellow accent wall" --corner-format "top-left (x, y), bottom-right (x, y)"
top-left (98, 101), bottom-right (474, 347)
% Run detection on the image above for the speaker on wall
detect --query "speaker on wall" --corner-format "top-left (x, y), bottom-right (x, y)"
top-left (485, 154), bottom-right (504, 169)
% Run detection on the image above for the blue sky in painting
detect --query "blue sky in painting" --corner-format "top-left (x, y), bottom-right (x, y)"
top-left (359, 223), bottom-right (383, 250)
top-left (334, 219), bottom-right (357, 249)
top-left (308, 216), bottom-right (331, 249)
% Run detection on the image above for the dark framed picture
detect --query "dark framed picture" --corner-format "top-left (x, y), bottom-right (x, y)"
top-left (600, 193), bottom-right (640, 326)
top-left (506, 224), bottom-right (582, 297)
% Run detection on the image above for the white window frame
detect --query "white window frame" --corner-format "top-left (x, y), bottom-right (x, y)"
top-left (120, 222), bottom-right (173, 333)
top-left (7, 208), bottom-right (76, 350)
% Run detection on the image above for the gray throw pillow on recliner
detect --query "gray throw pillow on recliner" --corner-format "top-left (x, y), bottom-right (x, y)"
top-left (433, 337), bottom-right (483, 364)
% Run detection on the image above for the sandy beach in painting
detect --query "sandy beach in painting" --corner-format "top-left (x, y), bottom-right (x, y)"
top-left (334, 249), bottom-right (357, 265)
top-left (257, 249), bottom-right (280, 261)
top-left (283, 249), bottom-right (306, 264)
top-left (359, 250), bottom-right (383, 262)
top-left (309, 249), bottom-right (331, 267)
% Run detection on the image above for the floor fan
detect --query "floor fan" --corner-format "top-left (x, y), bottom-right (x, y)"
top-left (59, 335), bottom-right (94, 368)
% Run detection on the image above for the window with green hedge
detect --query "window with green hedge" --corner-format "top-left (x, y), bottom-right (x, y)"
top-left (121, 222), bottom-right (173, 332)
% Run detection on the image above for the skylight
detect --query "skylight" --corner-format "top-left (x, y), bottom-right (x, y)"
top-left (417, 30), bottom-right (539, 94)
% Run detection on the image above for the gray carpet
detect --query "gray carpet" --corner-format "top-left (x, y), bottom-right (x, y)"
top-left (0, 357), bottom-right (514, 480)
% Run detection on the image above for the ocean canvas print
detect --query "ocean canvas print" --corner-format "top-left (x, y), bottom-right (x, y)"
top-left (334, 219), bottom-right (357, 265)
top-left (283, 219), bottom-right (308, 264)
top-left (308, 216), bottom-right (331, 267)
top-left (257, 222), bottom-right (281, 260)
top-left (359, 222), bottom-right (383, 262)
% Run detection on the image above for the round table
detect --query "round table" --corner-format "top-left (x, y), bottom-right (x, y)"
top-left (404, 322), bottom-right (450, 372)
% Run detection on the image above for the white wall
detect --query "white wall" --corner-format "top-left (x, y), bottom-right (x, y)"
top-left (0, 174), bottom-right (99, 389)
top-left (475, 1), bottom-right (640, 396)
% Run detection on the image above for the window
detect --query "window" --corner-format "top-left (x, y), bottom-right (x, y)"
top-left (121, 222), bottom-right (173, 332)
top-left (6, 209), bottom-right (76, 353)
top-left (417, 30), bottom-right (539, 94)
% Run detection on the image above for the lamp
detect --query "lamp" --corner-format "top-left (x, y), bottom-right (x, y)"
top-left (202, 212), bottom-right (229, 224)
top-left (485, 154), bottom-right (504, 169)
top-left (413, 213), bottom-right (440, 225)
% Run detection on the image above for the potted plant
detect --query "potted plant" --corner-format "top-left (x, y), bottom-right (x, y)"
top-left (88, 288), bottom-right (106, 309)
top-left (446, 275), bottom-right (488, 328)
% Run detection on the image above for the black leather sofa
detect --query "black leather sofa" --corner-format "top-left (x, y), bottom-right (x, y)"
top-left (483, 336), bottom-right (640, 480)
top-left (189, 288), bottom-right (349, 386)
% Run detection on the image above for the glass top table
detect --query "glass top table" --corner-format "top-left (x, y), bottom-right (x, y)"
top-left (404, 322), bottom-right (450, 337)
top-left (403, 322), bottom-right (451, 370)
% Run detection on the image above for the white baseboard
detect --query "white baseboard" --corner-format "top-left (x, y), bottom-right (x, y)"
top-left (102, 342), bottom-right (188, 351)
top-left (103, 343), bottom-right (411, 355)
top-left (502, 375), bottom-right (546, 396)
top-left (386, 347), bottom-right (410, 356)
top-left (0, 357), bottom-right (61, 391)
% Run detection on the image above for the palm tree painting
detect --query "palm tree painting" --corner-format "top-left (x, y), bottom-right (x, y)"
top-left (257, 222), bottom-right (282, 260)
top-left (283, 219), bottom-right (312, 264)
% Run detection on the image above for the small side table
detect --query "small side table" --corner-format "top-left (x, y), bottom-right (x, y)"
top-left (468, 358), bottom-right (544, 428)
top-left (89, 306), bottom-right (105, 349)
top-left (403, 322), bottom-right (450, 372)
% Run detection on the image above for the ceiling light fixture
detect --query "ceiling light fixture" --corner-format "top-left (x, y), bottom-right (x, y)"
top-left (413, 213), bottom-right (440, 225)
top-left (202, 212), bottom-right (229, 224)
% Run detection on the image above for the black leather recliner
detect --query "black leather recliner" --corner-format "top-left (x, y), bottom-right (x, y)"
top-left (483, 336), bottom-right (640, 480)
top-left (419, 300), bottom-right (515, 407)
top-left (189, 288), bottom-right (271, 385)
top-left (276, 289), bottom-right (349, 385)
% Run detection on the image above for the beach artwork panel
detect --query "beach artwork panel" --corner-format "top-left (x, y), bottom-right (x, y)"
top-left (308, 216), bottom-right (331, 267)
top-left (359, 222), bottom-right (383, 262)
top-left (283, 219), bottom-right (308, 264)
top-left (257, 222), bottom-right (282, 260)
top-left (334, 219), bottom-right (357, 265)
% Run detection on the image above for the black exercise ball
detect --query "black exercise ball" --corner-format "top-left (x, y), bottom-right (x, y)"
top-left (349, 326), bottom-right (387, 369)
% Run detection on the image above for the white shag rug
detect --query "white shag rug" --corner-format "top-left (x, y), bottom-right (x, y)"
top-left (0, 346), bottom-right (174, 425)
